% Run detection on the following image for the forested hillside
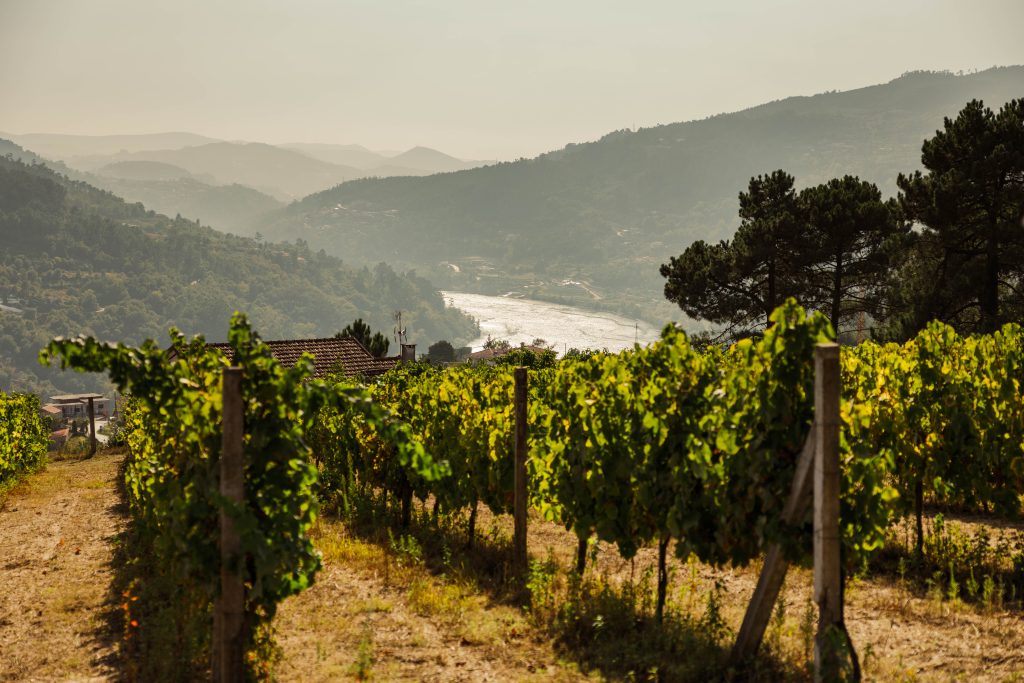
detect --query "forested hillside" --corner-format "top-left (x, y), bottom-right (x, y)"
top-left (91, 176), bottom-right (285, 236)
top-left (259, 67), bottom-right (1024, 321)
top-left (0, 155), bottom-right (477, 395)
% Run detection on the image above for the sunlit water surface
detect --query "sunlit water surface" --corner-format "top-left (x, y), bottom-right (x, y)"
top-left (441, 291), bottom-right (661, 355)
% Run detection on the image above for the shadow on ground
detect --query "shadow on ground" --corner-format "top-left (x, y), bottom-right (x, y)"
top-left (333, 492), bottom-right (807, 682)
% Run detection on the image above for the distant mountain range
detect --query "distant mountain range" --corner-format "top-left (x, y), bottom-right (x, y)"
top-left (0, 132), bottom-right (490, 200)
top-left (280, 142), bottom-right (488, 174)
top-left (73, 141), bottom-right (366, 200)
top-left (0, 139), bottom-right (285, 235)
top-left (5, 67), bottom-right (1022, 326)
top-left (255, 66), bottom-right (1024, 322)
top-left (2, 131), bottom-right (219, 158)
top-left (0, 132), bottom-right (491, 235)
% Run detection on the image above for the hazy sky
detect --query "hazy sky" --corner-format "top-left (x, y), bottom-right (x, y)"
top-left (1, 0), bottom-right (1022, 159)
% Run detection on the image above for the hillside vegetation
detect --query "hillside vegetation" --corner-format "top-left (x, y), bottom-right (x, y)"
top-left (0, 155), bottom-right (477, 395)
top-left (92, 176), bottom-right (285, 236)
top-left (258, 67), bottom-right (1024, 321)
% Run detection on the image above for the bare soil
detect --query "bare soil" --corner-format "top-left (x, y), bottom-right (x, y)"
top-left (0, 453), bottom-right (125, 682)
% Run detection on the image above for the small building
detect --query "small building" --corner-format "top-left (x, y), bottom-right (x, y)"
top-left (40, 404), bottom-right (63, 422)
top-left (203, 336), bottom-right (405, 379)
top-left (48, 427), bottom-right (69, 450)
top-left (43, 393), bottom-right (111, 421)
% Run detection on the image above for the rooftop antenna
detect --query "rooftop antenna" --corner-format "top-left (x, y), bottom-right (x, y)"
top-left (393, 310), bottom-right (407, 345)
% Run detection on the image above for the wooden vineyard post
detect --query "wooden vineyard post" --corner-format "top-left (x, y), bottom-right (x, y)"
top-left (813, 343), bottom-right (845, 682)
top-left (87, 396), bottom-right (97, 456)
top-left (731, 430), bottom-right (814, 661)
top-left (732, 341), bottom-right (849, 666)
top-left (215, 367), bottom-right (245, 683)
top-left (513, 367), bottom-right (529, 578)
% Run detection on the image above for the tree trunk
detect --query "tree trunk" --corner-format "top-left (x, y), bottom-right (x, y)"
top-left (467, 499), bottom-right (478, 549)
top-left (656, 537), bottom-right (669, 624)
top-left (400, 486), bottom-right (413, 528)
top-left (575, 535), bottom-right (588, 575)
top-left (915, 477), bottom-right (924, 559)
top-left (766, 256), bottom-right (777, 326)
top-left (981, 216), bottom-right (1000, 333)
top-left (831, 252), bottom-right (843, 333)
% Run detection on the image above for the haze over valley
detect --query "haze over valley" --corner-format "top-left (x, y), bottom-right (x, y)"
top-left (257, 67), bottom-right (1024, 323)
top-left (8, 68), bottom-right (1023, 331)
top-left (2, 0), bottom-right (1022, 394)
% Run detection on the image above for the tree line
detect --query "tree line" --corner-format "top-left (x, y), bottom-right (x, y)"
top-left (661, 98), bottom-right (1024, 341)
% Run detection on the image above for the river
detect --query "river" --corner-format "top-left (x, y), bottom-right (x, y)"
top-left (440, 291), bottom-right (662, 355)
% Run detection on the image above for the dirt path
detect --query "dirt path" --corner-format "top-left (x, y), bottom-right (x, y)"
top-left (0, 453), bottom-right (125, 682)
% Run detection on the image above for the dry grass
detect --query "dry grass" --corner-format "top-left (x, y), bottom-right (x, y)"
top-left (274, 516), bottom-right (591, 682)
top-left (0, 451), bottom-right (125, 682)
top-left (512, 506), bottom-right (1024, 681)
top-left (275, 496), bottom-right (1024, 681)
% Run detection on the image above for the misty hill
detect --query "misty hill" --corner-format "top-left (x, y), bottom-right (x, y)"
top-left (259, 67), bottom-right (1024, 322)
top-left (90, 176), bottom-right (285, 235)
top-left (281, 143), bottom-right (392, 169)
top-left (11, 134), bottom-right (493, 217)
top-left (1, 138), bottom-right (96, 182)
top-left (282, 142), bottom-right (486, 175)
top-left (81, 142), bottom-right (366, 200)
top-left (388, 146), bottom-right (475, 172)
top-left (97, 160), bottom-right (193, 181)
top-left (0, 131), bottom-right (219, 159)
top-left (3, 138), bottom-right (282, 236)
top-left (0, 155), bottom-right (477, 395)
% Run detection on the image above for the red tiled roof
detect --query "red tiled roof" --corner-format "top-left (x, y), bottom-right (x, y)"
top-left (206, 336), bottom-right (399, 379)
top-left (468, 347), bottom-right (503, 361)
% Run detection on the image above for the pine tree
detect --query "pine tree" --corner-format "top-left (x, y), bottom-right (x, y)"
top-left (893, 99), bottom-right (1024, 336)
top-left (660, 170), bottom-right (806, 336)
